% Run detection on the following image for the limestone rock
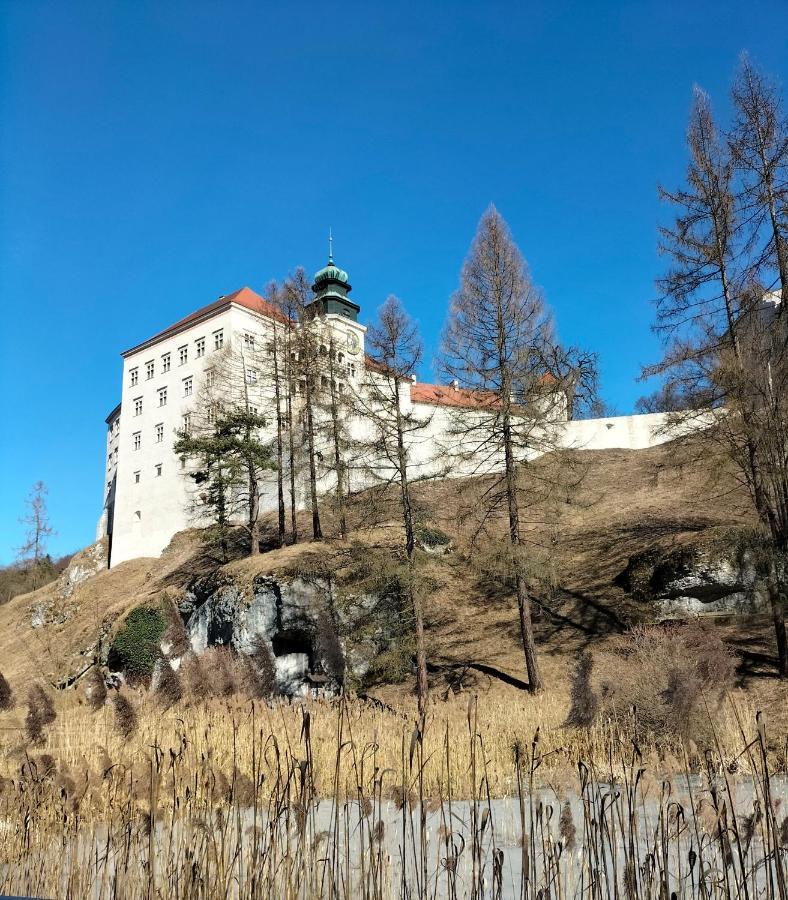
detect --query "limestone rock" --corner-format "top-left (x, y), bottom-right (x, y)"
top-left (178, 571), bottom-right (387, 696)
top-left (616, 540), bottom-right (767, 620)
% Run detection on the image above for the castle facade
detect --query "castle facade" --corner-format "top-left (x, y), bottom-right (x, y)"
top-left (99, 256), bottom-right (675, 567)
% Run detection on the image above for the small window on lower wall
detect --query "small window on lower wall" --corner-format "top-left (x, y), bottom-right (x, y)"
top-left (155, 464), bottom-right (163, 477)
top-left (134, 510), bottom-right (141, 521)
top-left (134, 471), bottom-right (140, 483)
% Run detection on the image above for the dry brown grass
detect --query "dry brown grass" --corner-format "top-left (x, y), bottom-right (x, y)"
top-left (0, 683), bottom-right (776, 800)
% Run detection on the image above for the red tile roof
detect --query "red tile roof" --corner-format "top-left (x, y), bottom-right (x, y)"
top-left (410, 374), bottom-right (558, 409)
top-left (121, 287), bottom-right (289, 357)
top-left (410, 382), bottom-right (499, 409)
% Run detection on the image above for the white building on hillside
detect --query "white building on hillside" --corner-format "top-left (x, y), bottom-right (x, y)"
top-left (99, 254), bottom-right (679, 567)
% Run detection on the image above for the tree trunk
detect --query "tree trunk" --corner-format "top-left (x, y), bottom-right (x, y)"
top-left (304, 379), bottom-right (322, 540)
top-left (395, 380), bottom-right (428, 715)
top-left (502, 411), bottom-right (544, 693)
top-left (272, 330), bottom-right (286, 547)
top-left (768, 559), bottom-right (788, 679)
top-left (329, 376), bottom-right (347, 540)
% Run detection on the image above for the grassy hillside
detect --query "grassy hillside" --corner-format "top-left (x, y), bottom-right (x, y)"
top-left (1, 440), bottom-right (781, 706)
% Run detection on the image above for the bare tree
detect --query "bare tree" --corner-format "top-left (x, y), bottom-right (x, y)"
top-left (17, 481), bottom-right (56, 564)
top-left (350, 296), bottom-right (433, 715)
top-left (263, 280), bottom-right (290, 546)
top-left (730, 55), bottom-right (788, 303)
top-left (285, 268), bottom-right (323, 541)
top-left (312, 330), bottom-right (355, 540)
top-left (440, 206), bottom-right (594, 692)
top-left (646, 86), bottom-right (788, 677)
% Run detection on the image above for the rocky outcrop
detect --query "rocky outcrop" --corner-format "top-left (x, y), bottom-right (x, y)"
top-left (615, 540), bottom-right (768, 619)
top-left (30, 540), bottom-right (108, 629)
top-left (177, 571), bottom-right (387, 696)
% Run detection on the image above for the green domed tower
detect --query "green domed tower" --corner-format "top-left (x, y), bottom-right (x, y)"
top-left (307, 233), bottom-right (361, 322)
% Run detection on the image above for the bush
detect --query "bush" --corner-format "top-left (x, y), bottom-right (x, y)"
top-left (112, 692), bottom-right (137, 739)
top-left (25, 685), bottom-right (56, 745)
top-left (415, 523), bottom-right (451, 548)
top-left (577, 623), bottom-right (736, 745)
top-left (108, 605), bottom-right (166, 684)
top-left (0, 670), bottom-right (13, 711)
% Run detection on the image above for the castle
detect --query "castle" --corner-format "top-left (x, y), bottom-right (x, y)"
top-left (98, 254), bottom-right (675, 567)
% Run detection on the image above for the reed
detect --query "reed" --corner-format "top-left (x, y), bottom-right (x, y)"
top-left (0, 689), bottom-right (786, 897)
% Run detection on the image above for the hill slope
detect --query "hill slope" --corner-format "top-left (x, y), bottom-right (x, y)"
top-left (0, 440), bottom-right (778, 702)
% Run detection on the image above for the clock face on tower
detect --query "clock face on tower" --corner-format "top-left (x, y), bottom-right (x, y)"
top-left (346, 331), bottom-right (360, 355)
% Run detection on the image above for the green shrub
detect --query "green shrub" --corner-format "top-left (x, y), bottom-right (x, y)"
top-left (108, 605), bottom-right (166, 684)
top-left (415, 523), bottom-right (451, 548)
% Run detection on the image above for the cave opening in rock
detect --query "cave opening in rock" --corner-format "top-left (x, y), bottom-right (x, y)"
top-left (272, 630), bottom-right (314, 668)
top-left (207, 617), bottom-right (234, 647)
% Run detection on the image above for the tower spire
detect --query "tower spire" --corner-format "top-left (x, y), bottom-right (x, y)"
top-left (328, 228), bottom-right (333, 264)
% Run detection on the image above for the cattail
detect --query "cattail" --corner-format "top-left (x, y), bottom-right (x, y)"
top-left (180, 652), bottom-right (210, 702)
top-left (565, 652), bottom-right (598, 728)
top-left (25, 685), bottom-right (56, 745)
top-left (112, 692), bottom-right (137, 739)
top-left (84, 667), bottom-right (107, 712)
top-left (38, 753), bottom-right (57, 778)
top-left (161, 592), bottom-right (190, 657)
top-left (247, 636), bottom-right (278, 699)
top-left (0, 670), bottom-right (13, 711)
top-left (315, 609), bottom-right (345, 685)
top-left (154, 658), bottom-right (183, 709)
top-left (559, 800), bottom-right (577, 851)
top-left (201, 647), bottom-right (236, 697)
top-left (779, 815), bottom-right (788, 848)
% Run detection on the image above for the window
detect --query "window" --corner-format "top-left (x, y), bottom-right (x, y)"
top-left (248, 404), bottom-right (258, 416)
top-left (155, 463), bottom-right (162, 477)
top-left (206, 369), bottom-right (215, 387)
top-left (133, 432), bottom-right (141, 451)
top-left (298, 380), bottom-right (305, 395)
top-left (134, 471), bottom-right (140, 484)
top-left (183, 376), bottom-right (193, 396)
top-left (207, 405), bottom-right (215, 424)
top-left (196, 337), bottom-right (205, 357)
top-left (349, 363), bottom-right (356, 378)
top-left (179, 345), bottom-right (188, 365)
top-left (145, 360), bottom-right (155, 380)
top-left (338, 352), bottom-right (344, 363)
top-left (133, 397), bottom-right (143, 416)
top-left (321, 376), bottom-right (329, 390)
top-left (156, 423), bottom-right (164, 443)
top-left (162, 353), bottom-right (171, 373)
top-left (214, 329), bottom-right (224, 351)
top-left (338, 382), bottom-right (345, 394)
top-left (134, 510), bottom-right (141, 522)
top-left (245, 368), bottom-right (257, 385)
top-left (244, 333), bottom-right (255, 349)
top-left (158, 387), bottom-right (167, 406)
top-left (130, 367), bottom-right (138, 387)
top-left (182, 413), bottom-right (191, 433)
top-left (319, 344), bottom-right (328, 356)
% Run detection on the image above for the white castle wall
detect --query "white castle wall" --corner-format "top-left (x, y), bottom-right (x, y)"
top-left (103, 299), bottom-right (690, 568)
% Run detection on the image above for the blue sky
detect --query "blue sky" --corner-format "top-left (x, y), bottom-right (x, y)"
top-left (1, 0), bottom-right (786, 562)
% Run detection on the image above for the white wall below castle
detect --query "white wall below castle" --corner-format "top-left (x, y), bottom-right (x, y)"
top-left (560, 412), bottom-right (676, 452)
